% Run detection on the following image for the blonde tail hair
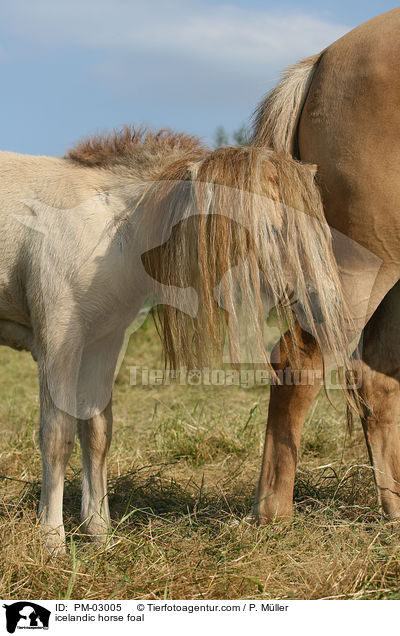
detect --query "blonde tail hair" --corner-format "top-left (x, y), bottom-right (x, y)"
top-left (138, 145), bottom-right (351, 373)
top-left (252, 54), bottom-right (322, 155)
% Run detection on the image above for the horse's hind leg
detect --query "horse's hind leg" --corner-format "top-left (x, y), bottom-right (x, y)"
top-left (253, 325), bottom-right (323, 522)
top-left (78, 400), bottom-right (112, 542)
top-left (39, 378), bottom-right (76, 552)
top-left (358, 282), bottom-right (400, 519)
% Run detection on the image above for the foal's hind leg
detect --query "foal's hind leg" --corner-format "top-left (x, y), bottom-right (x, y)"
top-left (358, 283), bottom-right (400, 519)
top-left (78, 400), bottom-right (113, 542)
top-left (38, 377), bottom-right (76, 552)
top-left (253, 326), bottom-right (323, 522)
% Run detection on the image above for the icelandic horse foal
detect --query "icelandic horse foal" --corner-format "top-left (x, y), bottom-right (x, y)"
top-left (0, 129), bottom-right (347, 551)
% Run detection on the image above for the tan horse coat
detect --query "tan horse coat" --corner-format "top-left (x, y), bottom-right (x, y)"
top-left (252, 8), bottom-right (400, 522)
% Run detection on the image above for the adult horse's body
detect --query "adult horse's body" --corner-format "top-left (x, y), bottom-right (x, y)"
top-left (252, 8), bottom-right (400, 521)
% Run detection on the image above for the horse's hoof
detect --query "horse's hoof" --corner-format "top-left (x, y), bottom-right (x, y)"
top-left (90, 532), bottom-right (117, 550)
top-left (82, 520), bottom-right (116, 549)
top-left (40, 528), bottom-right (66, 555)
top-left (246, 506), bottom-right (264, 525)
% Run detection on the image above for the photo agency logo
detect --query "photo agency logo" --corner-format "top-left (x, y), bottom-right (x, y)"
top-left (127, 365), bottom-right (361, 389)
top-left (3, 602), bottom-right (51, 633)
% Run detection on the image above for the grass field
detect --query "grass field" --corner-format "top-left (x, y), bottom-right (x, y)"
top-left (1, 317), bottom-right (400, 600)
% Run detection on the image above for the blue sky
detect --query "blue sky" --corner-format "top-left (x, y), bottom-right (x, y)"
top-left (1, 1), bottom-right (398, 155)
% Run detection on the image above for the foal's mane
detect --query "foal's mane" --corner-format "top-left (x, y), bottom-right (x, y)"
top-left (66, 125), bottom-right (204, 172)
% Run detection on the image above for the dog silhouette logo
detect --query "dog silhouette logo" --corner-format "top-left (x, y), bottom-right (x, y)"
top-left (3, 602), bottom-right (50, 633)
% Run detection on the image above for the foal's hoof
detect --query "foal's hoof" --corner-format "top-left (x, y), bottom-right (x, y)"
top-left (89, 531), bottom-right (117, 550)
top-left (40, 527), bottom-right (66, 555)
top-left (82, 519), bottom-right (116, 550)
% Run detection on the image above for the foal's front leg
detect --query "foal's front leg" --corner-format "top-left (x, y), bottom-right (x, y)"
top-left (78, 400), bottom-right (113, 542)
top-left (38, 378), bottom-right (76, 552)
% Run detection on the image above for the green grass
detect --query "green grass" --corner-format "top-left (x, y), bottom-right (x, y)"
top-left (1, 318), bottom-right (400, 600)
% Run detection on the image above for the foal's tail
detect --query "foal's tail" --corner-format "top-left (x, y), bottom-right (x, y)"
top-left (251, 53), bottom-right (322, 155)
top-left (139, 145), bottom-right (351, 372)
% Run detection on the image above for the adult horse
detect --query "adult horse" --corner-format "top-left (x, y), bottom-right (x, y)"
top-left (252, 8), bottom-right (400, 522)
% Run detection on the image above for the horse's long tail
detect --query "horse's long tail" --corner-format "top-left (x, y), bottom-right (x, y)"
top-left (251, 53), bottom-right (322, 155)
top-left (139, 145), bottom-right (351, 372)
top-left (252, 52), bottom-right (360, 412)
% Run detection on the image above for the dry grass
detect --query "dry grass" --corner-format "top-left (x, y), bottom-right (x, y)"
top-left (1, 318), bottom-right (400, 600)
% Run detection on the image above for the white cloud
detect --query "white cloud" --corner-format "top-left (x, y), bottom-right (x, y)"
top-left (0, 0), bottom-right (353, 151)
top-left (3, 0), bottom-right (350, 69)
